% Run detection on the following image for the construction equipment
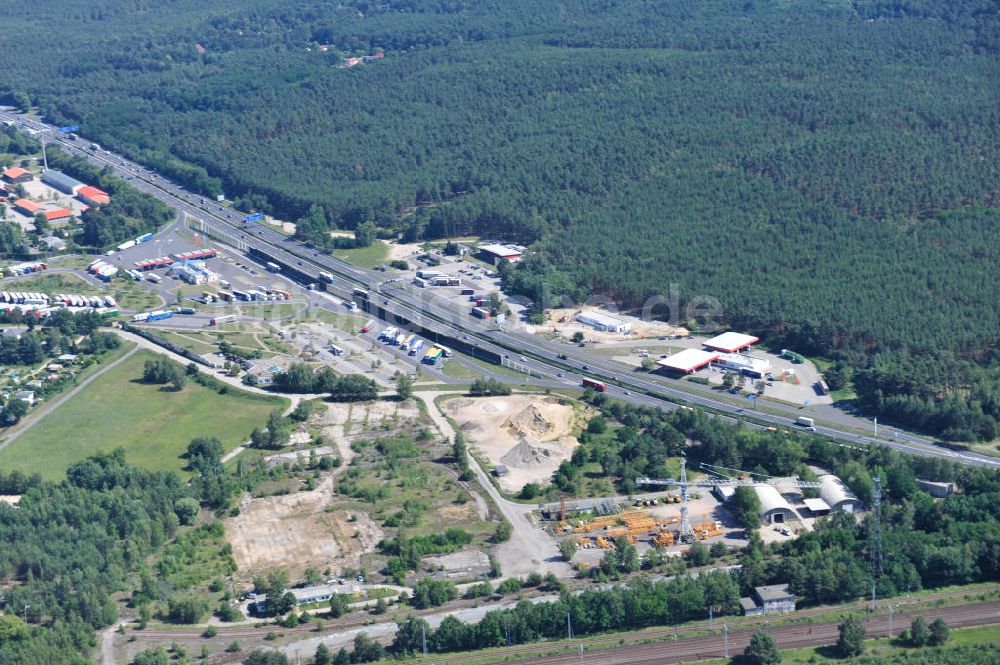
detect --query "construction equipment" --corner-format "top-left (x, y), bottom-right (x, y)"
top-left (638, 456), bottom-right (822, 542)
top-left (652, 531), bottom-right (675, 548)
top-left (595, 536), bottom-right (612, 549)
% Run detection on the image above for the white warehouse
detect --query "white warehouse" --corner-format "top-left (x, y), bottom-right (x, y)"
top-left (575, 311), bottom-right (632, 334)
top-left (756, 485), bottom-right (797, 525)
top-left (818, 474), bottom-right (865, 513)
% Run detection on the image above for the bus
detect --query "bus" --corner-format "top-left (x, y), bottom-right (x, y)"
top-left (582, 378), bottom-right (607, 392)
top-left (330, 345), bottom-right (345, 356)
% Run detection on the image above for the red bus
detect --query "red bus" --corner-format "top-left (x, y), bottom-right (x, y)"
top-left (582, 378), bottom-right (607, 392)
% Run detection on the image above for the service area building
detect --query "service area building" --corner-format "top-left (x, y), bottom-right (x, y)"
top-left (657, 348), bottom-right (719, 374)
top-left (575, 311), bottom-right (632, 333)
top-left (477, 243), bottom-right (523, 264)
top-left (703, 332), bottom-right (760, 353)
top-left (714, 352), bottom-right (771, 379)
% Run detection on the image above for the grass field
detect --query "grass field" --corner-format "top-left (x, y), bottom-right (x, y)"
top-left (0, 349), bottom-right (288, 480)
top-left (331, 241), bottom-right (390, 268)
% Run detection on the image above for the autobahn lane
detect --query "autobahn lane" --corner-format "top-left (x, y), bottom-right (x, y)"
top-left (6, 109), bottom-right (998, 470)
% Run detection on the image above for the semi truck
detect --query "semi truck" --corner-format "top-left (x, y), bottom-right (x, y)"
top-left (409, 340), bottom-right (424, 356)
top-left (319, 271), bottom-right (335, 284)
top-left (266, 261), bottom-right (281, 272)
top-left (423, 348), bottom-right (443, 364)
top-left (582, 378), bottom-right (607, 392)
top-left (471, 307), bottom-right (491, 319)
top-left (401, 334), bottom-right (416, 351)
top-left (794, 416), bottom-right (816, 430)
top-left (361, 320), bottom-right (375, 333)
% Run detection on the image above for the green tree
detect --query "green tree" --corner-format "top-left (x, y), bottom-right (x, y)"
top-left (837, 615), bottom-right (866, 657)
top-left (329, 374), bottom-right (379, 402)
top-left (173, 497), bottom-right (200, 525)
top-left (687, 541), bottom-right (711, 566)
top-left (743, 630), bottom-right (781, 665)
top-left (395, 372), bottom-right (413, 401)
top-left (242, 652), bottom-right (289, 665)
top-left (910, 616), bottom-right (929, 646)
top-left (132, 648), bottom-right (171, 665)
top-left (391, 615), bottom-right (431, 655)
top-left (313, 643), bottom-right (332, 665)
top-left (929, 617), bottom-right (950, 646)
top-left (166, 594), bottom-right (210, 624)
top-left (493, 521), bottom-right (512, 543)
top-left (2, 398), bottom-right (29, 424)
top-left (559, 538), bottom-right (576, 562)
top-left (354, 221), bottom-right (377, 248)
top-left (732, 486), bottom-right (762, 530)
top-left (571, 331), bottom-right (585, 343)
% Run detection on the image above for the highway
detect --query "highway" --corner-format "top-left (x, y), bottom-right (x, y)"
top-left (4, 108), bottom-right (999, 471)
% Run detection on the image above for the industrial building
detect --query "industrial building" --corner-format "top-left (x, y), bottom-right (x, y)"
top-left (477, 243), bottom-right (523, 264)
top-left (714, 352), bottom-right (770, 379)
top-left (41, 170), bottom-right (84, 194)
top-left (756, 485), bottom-right (796, 524)
top-left (657, 348), bottom-right (719, 374)
top-left (251, 581), bottom-right (358, 614)
top-left (575, 310), bottom-right (632, 333)
top-left (818, 474), bottom-right (865, 513)
top-left (703, 331), bottom-right (760, 353)
top-left (740, 584), bottom-right (796, 616)
top-left (12, 198), bottom-right (41, 215)
top-left (77, 185), bottom-right (110, 206)
top-left (2, 167), bottom-right (33, 184)
top-left (44, 208), bottom-right (72, 222)
top-left (916, 480), bottom-right (956, 498)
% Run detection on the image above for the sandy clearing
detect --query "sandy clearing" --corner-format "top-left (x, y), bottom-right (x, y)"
top-left (446, 395), bottom-right (582, 493)
top-left (529, 306), bottom-right (687, 343)
top-left (225, 474), bottom-right (382, 581)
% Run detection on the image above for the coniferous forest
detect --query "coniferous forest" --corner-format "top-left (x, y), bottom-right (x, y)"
top-left (0, 1), bottom-right (997, 438)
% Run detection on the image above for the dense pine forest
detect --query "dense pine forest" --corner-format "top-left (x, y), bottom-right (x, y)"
top-left (0, 0), bottom-right (997, 438)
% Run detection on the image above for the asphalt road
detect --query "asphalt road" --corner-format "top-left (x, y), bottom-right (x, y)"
top-left (4, 108), bottom-right (998, 471)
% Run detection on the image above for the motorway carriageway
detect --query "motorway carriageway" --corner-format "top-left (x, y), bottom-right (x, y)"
top-left (5, 108), bottom-right (998, 471)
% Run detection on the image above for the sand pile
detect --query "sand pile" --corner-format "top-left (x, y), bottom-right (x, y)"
top-left (504, 404), bottom-right (552, 438)
top-left (501, 437), bottom-right (557, 469)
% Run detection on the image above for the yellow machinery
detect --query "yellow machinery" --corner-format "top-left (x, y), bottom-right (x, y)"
top-left (652, 531), bottom-right (675, 548)
top-left (595, 536), bottom-right (612, 549)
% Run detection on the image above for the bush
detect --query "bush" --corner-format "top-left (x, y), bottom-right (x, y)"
top-left (166, 594), bottom-right (210, 624)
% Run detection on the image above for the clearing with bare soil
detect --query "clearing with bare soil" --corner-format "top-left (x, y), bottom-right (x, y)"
top-left (446, 395), bottom-right (583, 493)
top-left (530, 306), bottom-right (687, 343)
top-left (225, 475), bottom-right (382, 582)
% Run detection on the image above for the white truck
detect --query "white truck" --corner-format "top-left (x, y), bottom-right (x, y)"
top-left (795, 416), bottom-right (816, 431)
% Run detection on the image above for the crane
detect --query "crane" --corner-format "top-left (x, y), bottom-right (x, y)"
top-left (637, 455), bottom-right (822, 542)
